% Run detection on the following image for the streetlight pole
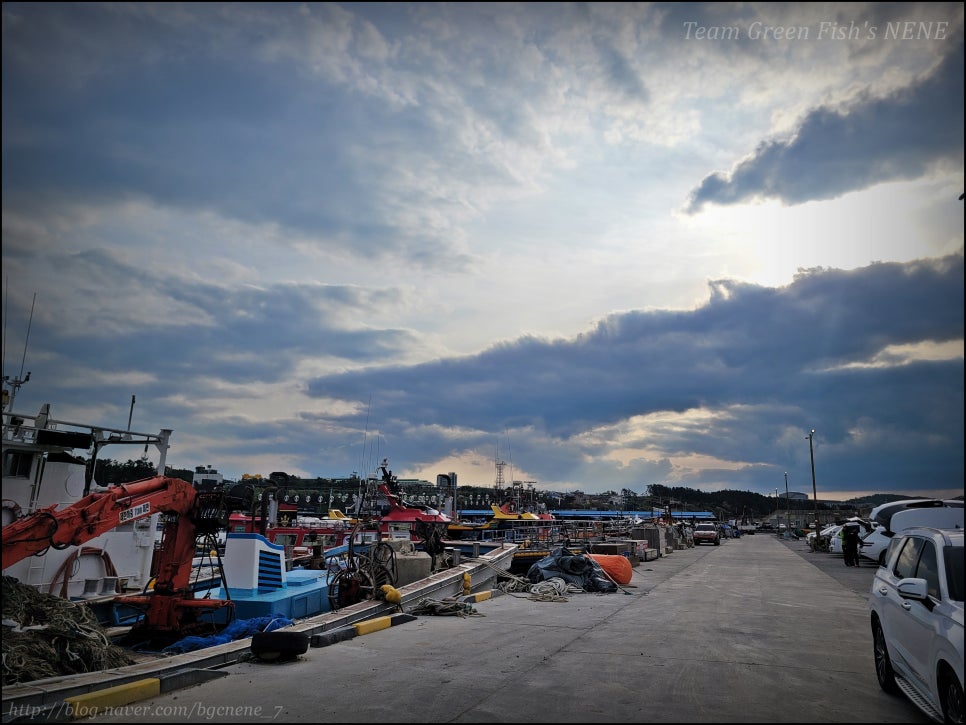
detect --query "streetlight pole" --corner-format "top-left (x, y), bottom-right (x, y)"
top-left (807, 429), bottom-right (818, 533)
top-left (775, 489), bottom-right (780, 532)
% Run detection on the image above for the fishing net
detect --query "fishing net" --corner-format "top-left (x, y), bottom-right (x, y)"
top-left (2, 575), bottom-right (135, 685)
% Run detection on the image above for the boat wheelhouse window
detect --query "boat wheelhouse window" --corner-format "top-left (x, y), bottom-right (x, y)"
top-left (3, 451), bottom-right (33, 478)
top-left (272, 534), bottom-right (297, 546)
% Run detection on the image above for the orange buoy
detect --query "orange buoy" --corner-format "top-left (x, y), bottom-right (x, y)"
top-left (587, 554), bottom-right (633, 585)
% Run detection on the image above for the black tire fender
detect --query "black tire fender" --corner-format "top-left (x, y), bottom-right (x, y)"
top-left (251, 630), bottom-right (310, 662)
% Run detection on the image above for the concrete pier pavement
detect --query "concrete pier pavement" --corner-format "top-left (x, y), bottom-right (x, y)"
top-left (76, 532), bottom-right (928, 723)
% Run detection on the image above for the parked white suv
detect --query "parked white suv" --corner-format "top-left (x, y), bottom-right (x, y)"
top-left (861, 500), bottom-right (964, 566)
top-left (868, 526), bottom-right (963, 724)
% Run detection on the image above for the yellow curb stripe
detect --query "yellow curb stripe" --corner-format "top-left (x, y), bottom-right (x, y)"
top-left (462, 590), bottom-right (492, 603)
top-left (64, 678), bottom-right (160, 719)
top-left (353, 616), bottom-right (392, 636)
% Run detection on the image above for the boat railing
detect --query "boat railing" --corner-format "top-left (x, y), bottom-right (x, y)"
top-left (293, 518), bottom-right (352, 530)
top-left (2, 410), bottom-right (50, 444)
top-left (2, 408), bottom-right (171, 453)
top-left (473, 518), bottom-right (628, 548)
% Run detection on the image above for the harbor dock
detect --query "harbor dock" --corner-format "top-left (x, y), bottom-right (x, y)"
top-left (55, 532), bottom-right (931, 723)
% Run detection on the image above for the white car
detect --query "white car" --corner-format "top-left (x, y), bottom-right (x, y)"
top-left (862, 503), bottom-right (964, 566)
top-left (861, 524), bottom-right (890, 564)
top-left (825, 524), bottom-right (845, 554)
top-left (869, 526), bottom-right (964, 724)
top-left (833, 527), bottom-right (858, 555)
top-left (828, 518), bottom-right (874, 556)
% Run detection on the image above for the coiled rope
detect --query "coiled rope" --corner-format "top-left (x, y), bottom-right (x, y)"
top-left (498, 577), bottom-right (532, 595)
top-left (408, 598), bottom-right (482, 617)
top-left (527, 576), bottom-right (581, 602)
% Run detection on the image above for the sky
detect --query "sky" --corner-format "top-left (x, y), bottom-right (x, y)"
top-left (2, 2), bottom-right (963, 502)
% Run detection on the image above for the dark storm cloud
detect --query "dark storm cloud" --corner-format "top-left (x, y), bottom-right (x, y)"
top-left (685, 39), bottom-right (964, 212)
top-left (306, 255), bottom-right (964, 493)
top-left (0, 3), bottom-right (479, 267)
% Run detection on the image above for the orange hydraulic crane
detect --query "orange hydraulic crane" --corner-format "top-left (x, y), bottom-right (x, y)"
top-left (2, 475), bottom-right (252, 643)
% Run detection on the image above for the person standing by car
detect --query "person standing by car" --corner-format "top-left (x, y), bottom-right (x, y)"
top-left (842, 521), bottom-right (862, 566)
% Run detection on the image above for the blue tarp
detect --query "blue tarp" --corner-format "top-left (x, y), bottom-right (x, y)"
top-left (162, 615), bottom-right (295, 654)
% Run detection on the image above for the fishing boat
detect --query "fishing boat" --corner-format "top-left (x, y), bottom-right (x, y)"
top-left (223, 508), bottom-right (360, 560)
top-left (366, 458), bottom-right (453, 539)
top-left (224, 459), bottom-right (453, 564)
top-left (1, 399), bottom-right (172, 600)
top-left (444, 457), bottom-right (555, 539)
top-left (447, 502), bottom-right (556, 539)
top-left (2, 439), bottom-right (513, 690)
top-left (196, 530), bottom-right (514, 622)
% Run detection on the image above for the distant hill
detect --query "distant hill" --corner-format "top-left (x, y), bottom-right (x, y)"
top-left (844, 493), bottom-right (963, 506)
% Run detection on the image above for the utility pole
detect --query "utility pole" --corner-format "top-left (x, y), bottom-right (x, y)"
top-left (784, 471), bottom-right (790, 537)
top-left (807, 429), bottom-right (818, 532)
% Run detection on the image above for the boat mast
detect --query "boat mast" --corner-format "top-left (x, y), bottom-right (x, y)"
top-left (1, 287), bottom-right (36, 412)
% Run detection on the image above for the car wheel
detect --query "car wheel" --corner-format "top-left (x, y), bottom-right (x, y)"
top-left (714, 539), bottom-right (720, 546)
top-left (939, 668), bottom-right (964, 725)
top-left (872, 620), bottom-right (899, 695)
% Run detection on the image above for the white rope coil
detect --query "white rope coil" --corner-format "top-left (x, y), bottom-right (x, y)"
top-left (528, 576), bottom-right (576, 602)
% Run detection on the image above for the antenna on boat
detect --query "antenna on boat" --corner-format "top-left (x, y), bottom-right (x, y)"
top-left (1, 284), bottom-right (36, 412)
top-left (359, 395), bottom-right (373, 478)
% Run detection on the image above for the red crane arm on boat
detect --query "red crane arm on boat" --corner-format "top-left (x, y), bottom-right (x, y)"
top-left (2, 474), bottom-right (243, 640)
top-left (1, 475), bottom-right (197, 571)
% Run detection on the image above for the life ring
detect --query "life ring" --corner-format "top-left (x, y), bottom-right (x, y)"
top-left (2, 499), bottom-right (23, 526)
top-left (48, 547), bottom-right (119, 598)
